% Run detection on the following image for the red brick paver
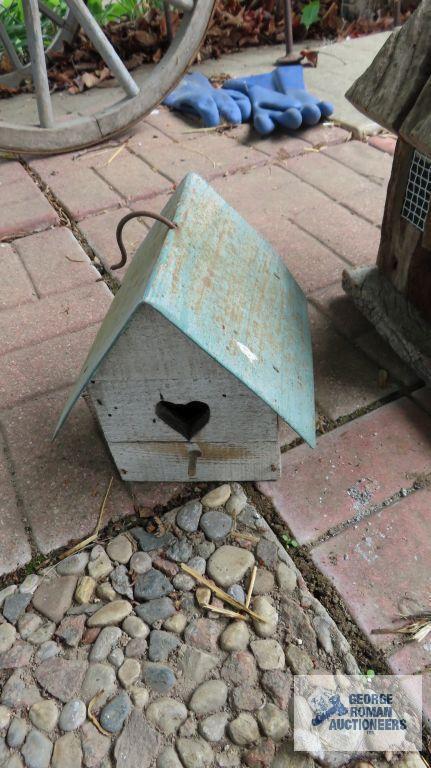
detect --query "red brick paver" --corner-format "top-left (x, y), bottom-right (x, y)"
top-left (294, 124), bottom-right (350, 149)
top-left (368, 135), bottom-right (397, 156)
top-left (293, 196), bottom-right (381, 267)
top-left (30, 154), bottom-right (122, 221)
top-left (1, 391), bottom-right (134, 554)
top-left (29, 122), bottom-right (228, 220)
top-left (45, 167), bottom-right (121, 221)
top-left (131, 194), bottom-right (173, 221)
top-left (148, 105), bottom-right (350, 156)
top-left (212, 163), bottom-right (381, 267)
top-left (127, 119), bottom-right (179, 149)
top-left (0, 281), bottom-right (111, 356)
top-left (281, 148), bottom-right (388, 225)
top-left (0, 435), bottom-right (31, 575)
top-left (145, 107), bottom-right (200, 142)
top-left (233, 129), bottom-right (312, 160)
top-left (233, 124), bottom-right (350, 158)
top-left (0, 153), bottom-right (191, 566)
top-left (132, 131), bottom-right (268, 183)
top-left (0, 243), bottom-right (36, 310)
top-left (258, 398), bottom-right (431, 545)
top-left (130, 482), bottom-right (185, 514)
top-left (95, 148), bottom-right (174, 203)
top-left (14, 227), bottom-right (100, 297)
top-left (323, 140), bottom-right (392, 186)
top-left (271, 223), bottom-right (345, 295)
top-left (0, 161), bottom-right (58, 239)
top-left (0, 324), bottom-right (100, 410)
top-left (311, 487), bottom-right (431, 650)
top-left (146, 107), bottom-right (347, 167)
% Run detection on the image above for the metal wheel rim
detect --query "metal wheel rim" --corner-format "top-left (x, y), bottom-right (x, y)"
top-left (0, 0), bottom-right (215, 155)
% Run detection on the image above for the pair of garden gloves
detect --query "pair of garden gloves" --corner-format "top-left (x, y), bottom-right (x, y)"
top-left (163, 66), bottom-right (333, 136)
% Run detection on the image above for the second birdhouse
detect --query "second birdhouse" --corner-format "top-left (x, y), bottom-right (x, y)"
top-left (55, 173), bottom-right (315, 482)
top-left (343, 0), bottom-right (431, 383)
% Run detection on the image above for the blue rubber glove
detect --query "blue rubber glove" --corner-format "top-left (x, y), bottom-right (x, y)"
top-left (223, 66), bottom-right (333, 135)
top-left (163, 72), bottom-right (251, 127)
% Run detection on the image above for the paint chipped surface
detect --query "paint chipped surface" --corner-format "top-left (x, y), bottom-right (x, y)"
top-left (234, 340), bottom-right (258, 363)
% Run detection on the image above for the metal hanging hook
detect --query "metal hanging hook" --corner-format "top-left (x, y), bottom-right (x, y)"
top-left (112, 210), bottom-right (178, 271)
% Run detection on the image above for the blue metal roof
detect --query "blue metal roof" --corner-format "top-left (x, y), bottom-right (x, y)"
top-left (54, 172), bottom-right (315, 447)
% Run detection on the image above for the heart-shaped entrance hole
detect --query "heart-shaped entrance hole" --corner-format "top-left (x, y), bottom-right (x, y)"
top-left (155, 400), bottom-right (210, 440)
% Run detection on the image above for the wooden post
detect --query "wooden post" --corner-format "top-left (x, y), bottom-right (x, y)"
top-left (187, 443), bottom-right (201, 477)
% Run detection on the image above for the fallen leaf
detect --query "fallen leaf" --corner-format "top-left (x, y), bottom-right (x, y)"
top-left (0, 84), bottom-right (19, 98)
top-left (300, 48), bottom-right (319, 67)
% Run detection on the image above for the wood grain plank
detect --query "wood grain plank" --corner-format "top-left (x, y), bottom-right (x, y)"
top-left (400, 80), bottom-right (431, 156)
top-left (345, 1), bottom-right (431, 136)
top-left (376, 138), bottom-right (431, 321)
top-left (109, 440), bottom-right (280, 481)
top-left (95, 305), bottom-right (227, 382)
top-left (377, 139), bottom-right (418, 291)
top-left (89, 376), bottom-right (277, 443)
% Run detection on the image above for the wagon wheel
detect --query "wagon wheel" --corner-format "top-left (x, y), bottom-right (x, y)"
top-left (0, 0), bottom-right (215, 155)
top-left (0, 0), bottom-right (80, 88)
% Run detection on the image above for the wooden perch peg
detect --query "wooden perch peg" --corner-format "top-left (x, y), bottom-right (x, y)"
top-left (187, 442), bottom-right (201, 477)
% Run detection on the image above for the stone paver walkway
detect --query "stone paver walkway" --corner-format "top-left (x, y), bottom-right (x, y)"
top-left (0, 484), bottom-right (421, 768)
top-left (0, 35), bottom-right (429, 757)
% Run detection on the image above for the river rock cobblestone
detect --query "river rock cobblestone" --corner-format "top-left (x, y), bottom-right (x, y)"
top-left (0, 485), bottom-right (418, 767)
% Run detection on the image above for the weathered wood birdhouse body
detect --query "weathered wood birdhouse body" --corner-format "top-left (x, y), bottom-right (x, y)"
top-left (343, 0), bottom-right (431, 382)
top-left (55, 173), bottom-right (315, 482)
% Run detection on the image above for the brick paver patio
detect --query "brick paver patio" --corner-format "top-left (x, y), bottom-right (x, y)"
top-left (1, 100), bottom-right (430, 727)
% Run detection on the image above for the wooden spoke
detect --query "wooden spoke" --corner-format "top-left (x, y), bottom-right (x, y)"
top-left (0, 1), bottom-right (77, 87)
top-left (22, 0), bottom-right (54, 128)
top-left (64, 0), bottom-right (139, 98)
top-left (0, 21), bottom-right (22, 69)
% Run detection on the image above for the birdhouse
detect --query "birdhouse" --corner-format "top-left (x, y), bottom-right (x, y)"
top-left (342, 0), bottom-right (431, 383)
top-left (55, 173), bottom-right (315, 482)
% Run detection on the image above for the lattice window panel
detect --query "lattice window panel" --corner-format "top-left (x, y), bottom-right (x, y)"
top-left (401, 149), bottom-right (431, 232)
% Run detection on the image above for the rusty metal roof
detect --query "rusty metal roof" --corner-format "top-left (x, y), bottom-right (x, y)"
top-left (54, 172), bottom-right (315, 447)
